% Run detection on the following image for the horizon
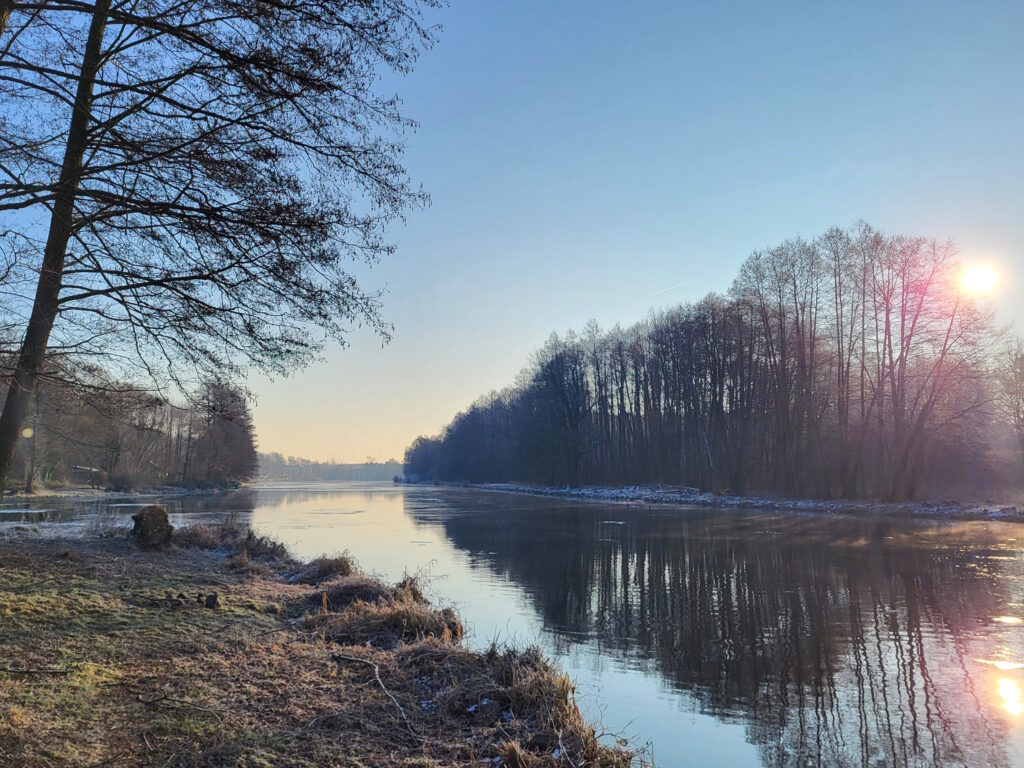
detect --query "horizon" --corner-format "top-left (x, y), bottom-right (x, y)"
top-left (250, 1), bottom-right (1024, 463)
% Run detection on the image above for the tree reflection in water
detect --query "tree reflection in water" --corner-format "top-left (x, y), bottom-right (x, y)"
top-left (408, 495), bottom-right (1024, 767)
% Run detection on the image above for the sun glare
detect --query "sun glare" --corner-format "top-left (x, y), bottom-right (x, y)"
top-left (999, 678), bottom-right (1024, 717)
top-left (961, 265), bottom-right (999, 295)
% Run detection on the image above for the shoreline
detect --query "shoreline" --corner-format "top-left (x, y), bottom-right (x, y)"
top-left (2, 483), bottom-right (241, 502)
top-left (0, 521), bottom-right (641, 767)
top-left (416, 481), bottom-right (1024, 523)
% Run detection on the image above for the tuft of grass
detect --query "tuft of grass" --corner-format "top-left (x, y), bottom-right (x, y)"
top-left (235, 530), bottom-right (288, 560)
top-left (229, 549), bottom-right (275, 579)
top-left (320, 575), bottom-right (393, 608)
top-left (309, 574), bottom-right (424, 611)
top-left (229, 549), bottom-right (250, 570)
top-left (83, 515), bottom-right (129, 539)
top-left (396, 641), bottom-right (639, 767)
top-left (173, 524), bottom-right (220, 550)
top-left (174, 521), bottom-right (291, 570)
top-left (292, 553), bottom-right (357, 584)
top-left (301, 572), bottom-right (447, 648)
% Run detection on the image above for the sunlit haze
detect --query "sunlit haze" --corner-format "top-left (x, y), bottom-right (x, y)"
top-left (962, 264), bottom-right (1000, 295)
top-left (250, 1), bottom-right (1024, 462)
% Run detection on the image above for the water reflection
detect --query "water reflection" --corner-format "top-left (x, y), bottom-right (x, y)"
top-left (406, 494), bottom-right (1024, 767)
top-left (998, 678), bottom-right (1024, 718)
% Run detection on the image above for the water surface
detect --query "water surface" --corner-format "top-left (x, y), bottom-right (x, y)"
top-left (6, 481), bottom-right (1024, 767)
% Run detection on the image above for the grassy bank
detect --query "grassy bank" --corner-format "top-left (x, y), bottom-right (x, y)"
top-left (0, 521), bottom-right (640, 767)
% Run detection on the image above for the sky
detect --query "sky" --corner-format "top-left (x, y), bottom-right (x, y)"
top-left (251, 0), bottom-right (1024, 463)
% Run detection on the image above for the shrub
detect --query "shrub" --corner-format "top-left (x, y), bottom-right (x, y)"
top-left (293, 554), bottom-right (357, 584)
top-left (305, 599), bottom-right (463, 648)
top-left (174, 524), bottom-right (220, 550)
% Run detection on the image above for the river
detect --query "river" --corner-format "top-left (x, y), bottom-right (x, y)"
top-left (4, 480), bottom-right (1024, 767)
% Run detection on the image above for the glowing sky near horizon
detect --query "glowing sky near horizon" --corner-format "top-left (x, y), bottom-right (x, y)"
top-left (250, 1), bottom-right (1024, 463)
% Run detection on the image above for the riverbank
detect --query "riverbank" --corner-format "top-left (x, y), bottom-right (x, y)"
top-left (3, 483), bottom-right (240, 501)
top-left (457, 482), bottom-right (1024, 522)
top-left (0, 522), bottom-right (638, 767)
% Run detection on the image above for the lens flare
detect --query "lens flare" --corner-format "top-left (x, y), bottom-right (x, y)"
top-left (998, 678), bottom-right (1024, 717)
top-left (961, 265), bottom-right (999, 294)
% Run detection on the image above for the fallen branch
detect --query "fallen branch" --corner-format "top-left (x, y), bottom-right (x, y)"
top-left (319, 652), bottom-right (419, 741)
top-left (81, 749), bottom-right (130, 768)
top-left (0, 665), bottom-right (76, 675)
top-left (137, 692), bottom-right (224, 722)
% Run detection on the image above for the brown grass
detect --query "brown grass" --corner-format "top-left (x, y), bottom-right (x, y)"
top-left (308, 573), bottom-right (425, 611)
top-left (233, 529), bottom-right (289, 560)
top-left (176, 520), bottom-right (288, 562)
top-left (304, 597), bottom-right (463, 648)
top-left (173, 524), bottom-right (220, 550)
top-left (0, 529), bottom-right (645, 768)
top-left (292, 554), bottom-right (357, 584)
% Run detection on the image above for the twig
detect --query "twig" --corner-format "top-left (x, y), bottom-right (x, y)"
top-left (0, 665), bottom-right (76, 675)
top-left (253, 616), bottom-right (305, 638)
top-left (81, 749), bottom-right (129, 768)
top-left (137, 692), bottom-right (224, 722)
top-left (319, 652), bottom-right (419, 741)
top-left (177, 618), bottom-right (234, 634)
top-left (12, 575), bottom-right (58, 592)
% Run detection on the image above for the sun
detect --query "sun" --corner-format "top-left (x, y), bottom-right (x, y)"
top-left (961, 264), bottom-right (999, 295)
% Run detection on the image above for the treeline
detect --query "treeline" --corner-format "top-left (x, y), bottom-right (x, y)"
top-left (8, 365), bottom-right (258, 492)
top-left (406, 223), bottom-right (1024, 501)
top-left (258, 454), bottom-right (401, 482)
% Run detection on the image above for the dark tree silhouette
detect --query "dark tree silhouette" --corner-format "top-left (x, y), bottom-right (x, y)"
top-left (0, 0), bottom-right (441, 487)
top-left (406, 224), bottom-right (1006, 502)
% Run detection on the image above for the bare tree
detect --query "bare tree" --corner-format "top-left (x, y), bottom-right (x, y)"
top-left (0, 0), bottom-right (441, 487)
top-left (406, 224), bottom-right (1005, 502)
top-left (1001, 339), bottom-right (1024, 475)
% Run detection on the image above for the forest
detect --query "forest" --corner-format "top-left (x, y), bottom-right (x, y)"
top-left (258, 454), bottom-right (402, 482)
top-left (406, 223), bottom-right (1024, 502)
top-left (5, 366), bottom-right (258, 492)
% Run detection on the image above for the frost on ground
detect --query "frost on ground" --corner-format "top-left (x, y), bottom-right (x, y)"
top-left (473, 483), bottom-right (1024, 521)
top-left (0, 523), bottom-right (642, 767)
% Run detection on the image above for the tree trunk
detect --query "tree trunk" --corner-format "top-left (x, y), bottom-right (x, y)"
top-left (23, 388), bottom-right (38, 493)
top-left (0, 1), bottom-right (13, 38)
top-left (0, 0), bottom-right (110, 491)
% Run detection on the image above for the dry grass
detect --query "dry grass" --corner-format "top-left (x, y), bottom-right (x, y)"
top-left (309, 573), bottom-right (425, 611)
top-left (233, 529), bottom-right (289, 560)
top-left (303, 596), bottom-right (463, 649)
top-left (0, 530), bottom-right (646, 768)
top-left (292, 554), bottom-right (357, 584)
top-left (173, 524), bottom-right (220, 550)
top-left (177, 521), bottom-right (291, 580)
top-left (176, 519), bottom-right (288, 561)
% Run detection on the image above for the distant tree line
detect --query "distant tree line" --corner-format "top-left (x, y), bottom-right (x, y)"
top-left (406, 223), bottom-right (1023, 501)
top-left (9, 365), bottom-right (257, 492)
top-left (258, 453), bottom-right (401, 482)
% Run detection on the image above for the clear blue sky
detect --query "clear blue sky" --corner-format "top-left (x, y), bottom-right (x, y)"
top-left (252, 0), bottom-right (1024, 462)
